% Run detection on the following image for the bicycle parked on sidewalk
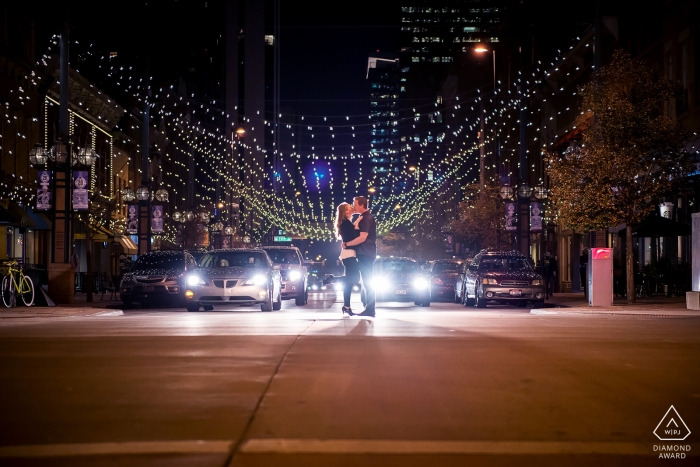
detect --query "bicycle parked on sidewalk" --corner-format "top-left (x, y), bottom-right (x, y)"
top-left (1, 259), bottom-right (35, 308)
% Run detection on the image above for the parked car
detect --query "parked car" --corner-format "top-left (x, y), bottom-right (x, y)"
top-left (183, 248), bottom-right (282, 312)
top-left (426, 259), bottom-right (465, 302)
top-left (373, 257), bottom-right (431, 306)
top-left (261, 246), bottom-right (308, 305)
top-left (455, 261), bottom-right (472, 304)
top-left (119, 250), bottom-right (197, 308)
top-left (463, 250), bottom-right (545, 308)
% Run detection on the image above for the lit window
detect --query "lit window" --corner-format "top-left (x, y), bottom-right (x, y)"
top-left (412, 57), bottom-right (420, 62)
top-left (265, 35), bottom-right (274, 45)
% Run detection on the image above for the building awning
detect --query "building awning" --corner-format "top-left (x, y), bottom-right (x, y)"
top-left (115, 235), bottom-right (138, 255)
top-left (0, 202), bottom-right (51, 229)
top-left (25, 208), bottom-right (52, 230)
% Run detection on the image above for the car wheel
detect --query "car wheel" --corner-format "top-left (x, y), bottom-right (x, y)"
top-left (295, 287), bottom-right (308, 306)
top-left (122, 300), bottom-right (132, 309)
top-left (203, 305), bottom-right (214, 311)
top-left (261, 289), bottom-right (273, 312)
top-left (454, 291), bottom-right (461, 303)
top-left (420, 297), bottom-right (431, 307)
top-left (273, 290), bottom-right (282, 310)
top-left (475, 292), bottom-right (487, 308)
top-left (465, 295), bottom-right (475, 306)
top-left (186, 303), bottom-right (200, 312)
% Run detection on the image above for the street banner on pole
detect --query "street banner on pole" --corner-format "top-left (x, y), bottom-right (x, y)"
top-left (506, 202), bottom-right (517, 231)
top-left (126, 204), bottom-right (138, 235)
top-left (151, 205), bottom-right (164, 233)
top-left (531, 202), bottom-right (543, 231)
top-left (36, 170), bottom-right (52, 210)
top-left (72, 170), bottom-right (89, 210)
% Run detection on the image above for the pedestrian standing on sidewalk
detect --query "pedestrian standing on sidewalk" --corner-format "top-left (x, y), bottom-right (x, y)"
top-left (543, 250), bottom-right (558, 299)
top-left (342, 196), bottom-right (376, 317)
top-left (335, 202), bottom-right (362, 316)
top-left (580, 249), bottom-right (589, 297)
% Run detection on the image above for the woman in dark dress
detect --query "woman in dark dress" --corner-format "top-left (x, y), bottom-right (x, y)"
top-left (335, 202), bottom-right (362, 316)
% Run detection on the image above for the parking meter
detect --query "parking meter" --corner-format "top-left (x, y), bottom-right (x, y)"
top-left (588, 248), bottom-right (613, 307)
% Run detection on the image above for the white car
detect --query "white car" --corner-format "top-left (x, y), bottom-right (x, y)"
top-left (183, 249), bottom-right (282, 312)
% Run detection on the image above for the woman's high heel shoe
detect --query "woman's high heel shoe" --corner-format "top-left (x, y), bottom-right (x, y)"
top-left (342, 306), bottom-right (354, 316)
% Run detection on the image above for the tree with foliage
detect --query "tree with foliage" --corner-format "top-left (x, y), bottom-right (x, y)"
top-left (450, 183), bottom-right (510, 255)
top-left (546, 50), bottom-right (691, 303)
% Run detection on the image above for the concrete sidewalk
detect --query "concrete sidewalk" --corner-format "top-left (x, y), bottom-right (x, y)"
top-left (533, 292), bottom-right (699, 317)
top-left (0, 292), bottom-right (123, 319)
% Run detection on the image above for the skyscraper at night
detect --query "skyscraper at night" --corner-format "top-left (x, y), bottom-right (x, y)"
top-left (366, 53), bottom-right (401, 194)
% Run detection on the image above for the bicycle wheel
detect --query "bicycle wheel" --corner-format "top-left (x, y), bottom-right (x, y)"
top-left (1, 274), bottom-right (15, 308)
top-left (19, 275), bottom-right (34, 306)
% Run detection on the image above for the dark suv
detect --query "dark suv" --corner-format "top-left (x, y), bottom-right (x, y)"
top-left (120, 250), bottom-right (197, 308)
top-left (463, 250), bottom-right (545, 308)
top-left (262, 246), bottom-right (308, 306)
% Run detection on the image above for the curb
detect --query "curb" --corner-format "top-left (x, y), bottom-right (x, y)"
top-left (89, 310), bottom-right (124, 316)
top-left (530, 308), bottom-right (700, 317)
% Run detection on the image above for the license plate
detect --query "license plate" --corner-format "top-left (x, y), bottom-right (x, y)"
top-left (509, 289), bottom-right (522, 296)
top-left (143, 286), bottom-right (154, 293)
top-left (396, 289), bottom-right (407, 294)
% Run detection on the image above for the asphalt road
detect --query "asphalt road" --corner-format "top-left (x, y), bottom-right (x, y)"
top-left (0, 291), bottom-right (698, 466)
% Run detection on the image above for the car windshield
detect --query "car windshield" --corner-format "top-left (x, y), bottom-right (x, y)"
top-left (132, 255), bottom-right (184, 270)
top-left (263, 249), bottom-right (300, 265)
top-left (478, 256), bottom-right (533, 272)
top-left (433, 262), bottom-right (461, 273)
top-left (376, 260), bottom-right (420, 274)
top-left (200, 251), bottom-right (268, 268)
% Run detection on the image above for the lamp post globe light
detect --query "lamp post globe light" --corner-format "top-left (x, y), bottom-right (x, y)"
top-left (136, 185), bottom-right (150, 202)
top-left (29, 144), bottom-right (49, 167)
top-left (74, 145), bottom-right (98, 167)
top-left (122, 187), bottom-right (136, 203)
top-left (155, 188), bottom-right (169, 202)
top-left (172, 211), bottom-right (182, 223)
top-left (49, 139), bottom-right (69, 165)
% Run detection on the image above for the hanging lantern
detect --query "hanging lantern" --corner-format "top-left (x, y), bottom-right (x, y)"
top-left (224, 226), bottom-right (234, 235)
top-left (29, 144), bottom-right (48, 167)
top-left (122, 187), bottom-right (136, 202)
top-left (199, 211), bottom-right (210, 223)
top-left (214, 221), bottom-right (224, 231)
top-left (184, 210), bottom-right (195, 221)
top-left (172, 211), bottom-right (183, 222)
top-left (155, 188), bottom-right (169, 202)
top-left (75, 145), bottom-right (98, 167)
top-left (49, 141), bottom-right (68, 164)
top-left (243, 235), bottom-right (251, 244)
top-left (517, 183), bottom-right (532, 199)
top-left (136, 185), bottom-right (150, 201)
top-left (499, 186), bottom-right (514, 200)
top-left (533, 186), bottom-right (548, 200)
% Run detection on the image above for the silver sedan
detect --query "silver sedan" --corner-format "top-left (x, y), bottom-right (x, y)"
top-left (183, 249), bottom-right (282, 312)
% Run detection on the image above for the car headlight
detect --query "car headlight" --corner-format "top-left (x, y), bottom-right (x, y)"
top-left (531, 279), bottom-right (544, 286)
top-left (333, 282), bottom-right (344, 291)
top-left (482, 278), bottom-right (498, 285)
top-left (187, 275), bottom-right (207, 286)
top-left (374, 275), bottom-right (390, 290)
top-left (244, 274), bottom-right (268, 286)
top-left (413, 277), bottom-right (430, 289)
top-left (288, 270), bottom-right (302, 281)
